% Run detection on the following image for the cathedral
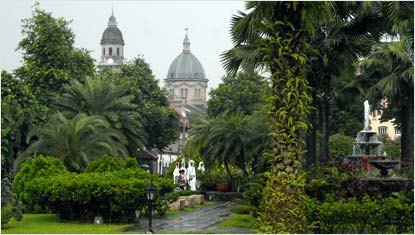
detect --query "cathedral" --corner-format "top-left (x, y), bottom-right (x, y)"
top-left (98, 11), bottom-right (208, 173)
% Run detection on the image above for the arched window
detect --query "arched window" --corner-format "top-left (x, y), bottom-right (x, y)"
top-left (109, 47), bottom-right (113, 56)
top-left (181, 88), bottom-right (184, 98)
top-left (117, 47), bottom-right (120, 56)
top-left (169, 89), bottom-right (175, 97)
top-left (184, 88), bottom-right (188, 98)
top-left (103, 48), bottom-right (105, 56)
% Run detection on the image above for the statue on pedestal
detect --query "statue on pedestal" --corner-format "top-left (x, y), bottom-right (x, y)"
top-left (173, 162), bottom-right (180, 183)
top-left (187, 160), bottom-right (197, 191)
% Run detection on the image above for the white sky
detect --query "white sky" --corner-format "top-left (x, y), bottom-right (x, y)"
top-left (0, 0), bottom-right (245, 94)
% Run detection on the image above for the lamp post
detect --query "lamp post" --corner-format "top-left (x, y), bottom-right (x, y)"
top-left (144, 181), bottom-right (158, 231)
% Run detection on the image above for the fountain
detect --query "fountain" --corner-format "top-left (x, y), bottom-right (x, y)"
top-left (344, 100), bottom-right (401, 177)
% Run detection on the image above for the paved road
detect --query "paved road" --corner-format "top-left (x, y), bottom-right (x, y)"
top-left (123, 201), bottom-right (255, 234)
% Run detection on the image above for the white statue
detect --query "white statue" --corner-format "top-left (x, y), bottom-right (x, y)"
top-left (186, 160), bottom-right (197, 191)
top-left (173, 162), bottom-right (180, 183)
top-left (197, 162), bottom-right (205, 173)
top-left (364, 100), bottom-right (370, 131)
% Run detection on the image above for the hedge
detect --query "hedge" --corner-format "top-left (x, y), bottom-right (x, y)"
top-left (306, 194), bottom-right (414, 233)
top-left (27, 169), bottom-right (175, 223)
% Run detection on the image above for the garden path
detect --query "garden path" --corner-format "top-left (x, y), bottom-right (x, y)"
top-left (123, 201), bottom-right (254, 234)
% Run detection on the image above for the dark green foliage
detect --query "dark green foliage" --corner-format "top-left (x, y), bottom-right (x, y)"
top-left (328, 134), bottom-right (355, 159)
top-left (12, 155), bottom-right (68, 213)
top-left (230, 205), bottom-right (252, 215)
top-left (84, 155), bottom-right (124, 173)
top-left (15, 5), bottom-right (95, 107)
top-left (306, 194), bottom-right (414, 233)
top-left (56, 76), bottom-right (144, 157)
top-left (125, 157), bottom-right (140, 169)
top-left (18, 113), bottom-right (127, 172)
top-left (26, 169), bottom-right (174, 223)
top-left (378, 135), bottom-right (401, 160)
top-left (188, 112), bottom-right (271, 177)
top-left (100, 57), bottom-right (180, 152)
top-left (207, 72), bottom-right (268, 118)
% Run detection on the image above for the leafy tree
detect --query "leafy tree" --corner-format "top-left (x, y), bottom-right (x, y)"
top-left (223, 2), bottom-right (331, 233)
top-left (207, 72), bottom-right (268, 118)
top-left (17, 113), bottom-right (127, 172)
top-left (1, 70), bottom-right (49, 178)
top-left (100, 56), bottom-right (180, 152)
top-left (55, 76), bottom-right (144, 157)
top-left (14, 4), bottom-right (95, 107)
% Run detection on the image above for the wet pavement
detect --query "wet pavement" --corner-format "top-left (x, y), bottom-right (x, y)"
top-left (122, 201), bottom-right (255, 234)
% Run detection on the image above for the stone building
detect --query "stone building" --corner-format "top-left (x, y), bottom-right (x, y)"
top-left (164, 30), bottom-right (209, 112)
top-left (370, 98), bottom-right (401, 140)
top-left (98, 10), bottom-right (125, 71)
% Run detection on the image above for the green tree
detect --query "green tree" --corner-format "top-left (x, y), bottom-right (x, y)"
top-left (15, 4), bottom-right (95, 107)
top-left (188, 112), bottom-right (271, 177)
top-left (207, 72), bottom-right (268, 118)
top-left (55, 76), bottom-right (144, 157)
top-left (17, 113), bottom-right (127, 172)
top-left (1, 70), bottom-right (49, 178)
top-left (100, 56), bottom-right (180, 152)
top-left (223, 2), bottom-right (330, 233)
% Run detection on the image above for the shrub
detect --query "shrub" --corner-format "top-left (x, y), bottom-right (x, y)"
top-left (12, 155), bottom-right (69, 213)
top-left (230, 205), bottom-right (252, 214)
top-left (378, 135), bottom-right (400, 160)
top-left (84, 155), bottom-right (124, 173)
top-left (26, 169), bottom-right (175, 223)
top-left (329, 134), bottom-right (354, 159)
top-left (306, 193), bottom-right (414, 233)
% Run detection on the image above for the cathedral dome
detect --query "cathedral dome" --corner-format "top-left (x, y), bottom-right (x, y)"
top-left (166, 34), bottom-right (206, 80)
top-left (100, 12), bottom-right (124, 45)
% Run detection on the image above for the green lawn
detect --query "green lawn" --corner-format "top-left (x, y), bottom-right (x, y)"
top-left (218, 214), bottom-right (260, 229)
top-left (1, 202), bottom-right (216, 234)
top-left (1, 214), bottom-right (132, 234)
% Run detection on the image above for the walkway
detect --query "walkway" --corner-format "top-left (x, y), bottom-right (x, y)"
top-left (123, 201), bottom-right (255, 234)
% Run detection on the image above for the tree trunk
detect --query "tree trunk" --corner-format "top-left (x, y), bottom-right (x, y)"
top-left (306, 74), bottom-right (317, 166)
top-left (401, 87), bottom-right (414, 164)
top-left (318, 75), bottom-right (331, 160)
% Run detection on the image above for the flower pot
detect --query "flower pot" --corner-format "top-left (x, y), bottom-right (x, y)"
top-left (216, 183), bottom-right (230, 192)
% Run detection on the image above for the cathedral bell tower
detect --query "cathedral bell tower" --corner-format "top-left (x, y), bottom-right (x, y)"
top-left (98, 10), bottom-right (125, 71)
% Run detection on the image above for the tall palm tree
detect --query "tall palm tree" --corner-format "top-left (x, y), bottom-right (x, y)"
top-left (221, 3), bottom-right (332, 232)
top-left (364, 39), bottom-right (413, 163)
top-left (16, 113), bottom-right (127, 172)
top-left (55, 76), bottom-right (145, 156)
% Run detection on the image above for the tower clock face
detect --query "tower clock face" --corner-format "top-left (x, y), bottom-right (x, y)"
top-left (107, 58), bottom-right (114, 64)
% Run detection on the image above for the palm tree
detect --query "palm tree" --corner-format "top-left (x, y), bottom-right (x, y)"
top-left (188, 112), bottom-right (270, 177)
top-left (221, 2), bottom-right (331, 233)
top-left (309, 1), bottom-right (388, 161)
top-left (363, 39), bottom-right (413, 163)
top-left (55, 76), bottom-right (145, 156)
top-left (16, 113), bottom-right (127, 172)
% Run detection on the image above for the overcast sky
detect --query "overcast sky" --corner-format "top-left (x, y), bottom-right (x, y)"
top-left (0, 0), bottom-right (245, 93)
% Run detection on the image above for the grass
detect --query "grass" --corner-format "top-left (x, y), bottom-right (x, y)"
top-left (1, 214), bottom-right (133, 234)
top-left (165, 201), bottom-right (215, 216)
top-left (1, 202), bottom-right (216, 234)
top-left (218, 214), bottom-right (260, 229)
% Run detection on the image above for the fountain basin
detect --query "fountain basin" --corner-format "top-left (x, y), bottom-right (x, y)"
top-left (369, 160), bottom-right (402, 177)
